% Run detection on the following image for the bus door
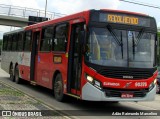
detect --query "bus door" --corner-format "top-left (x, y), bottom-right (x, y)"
top-left (68, 19), bottom-right (85, 96)
top-left (30, 29), bottom-right (41, 84)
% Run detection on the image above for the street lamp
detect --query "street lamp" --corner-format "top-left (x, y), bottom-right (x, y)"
top-left (45, 0), bottom-right (47, 17)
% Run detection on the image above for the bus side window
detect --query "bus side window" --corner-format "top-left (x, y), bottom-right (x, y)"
top-left (17, 32), bottom-right (23, 51)
top-left (53, 24), bottom-right (68, 52)
top-left (40, 26), bottom-right (53, 52)
top-left (12, 34), bottom-right (17, 51)
top-left (3, 35), bottom-right (8, 51)
top-left (7, 35), bottom-right (12, 51)
top-left (24, 31), bottom-right (32, 51)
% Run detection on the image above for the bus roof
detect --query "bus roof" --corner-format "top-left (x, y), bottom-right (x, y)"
top-left (3, 9), bottom-right (151, 35)
top-left (25, 9), bottom-right (150, 31)
top-left (24, 10), bottom-right (89, 31)
top-left (100, 9), bottom-right (148, 16)
top-left (4, 28), bottom-right (24, 35)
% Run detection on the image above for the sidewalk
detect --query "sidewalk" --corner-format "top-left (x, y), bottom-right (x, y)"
top-left (0, 64), bottom-right (68, 119)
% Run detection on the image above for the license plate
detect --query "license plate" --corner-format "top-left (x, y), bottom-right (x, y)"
top-left (121, 93), bottom-right (134, 98)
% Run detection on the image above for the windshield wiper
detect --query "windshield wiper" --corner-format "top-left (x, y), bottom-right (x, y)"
top-left (132, 32), bottom-right (135, 59)
top-left (135, 28), bottom-right (145, 46)
top-left (106, 25), bottom-right (123, 58)
top-left (121, 31), bottom-right (123, 58)
top-left (106, 25), bottom-right (122, 46)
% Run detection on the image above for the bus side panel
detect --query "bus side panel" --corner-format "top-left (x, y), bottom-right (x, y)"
top-left (17, 52), bottom-right (31, 81)
top-left (1, 51), bottom-right (19, 74)
top-left (36, 52), bottom-right (53, 88)
top-left (36, 53), bottom-right (68, 90)
top-left (1, 51), bottom-right (31, 82)
top-left (51, 53), bottom-right (68, 92)
top-left (1, 51), bottom-right (11, 73)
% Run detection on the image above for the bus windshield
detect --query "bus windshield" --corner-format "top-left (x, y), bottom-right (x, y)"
top-left (85, 27), bottom-right (155, 68)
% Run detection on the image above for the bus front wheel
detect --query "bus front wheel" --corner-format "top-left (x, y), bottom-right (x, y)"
top-left (54, 74), bottom-right (66, 102)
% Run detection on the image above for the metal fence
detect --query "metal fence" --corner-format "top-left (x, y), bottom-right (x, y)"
top-left (0, 4), bottom-right (66, 19)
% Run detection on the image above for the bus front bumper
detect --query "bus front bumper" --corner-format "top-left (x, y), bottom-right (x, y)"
top-left (82, 82), bottom-right (156, 101)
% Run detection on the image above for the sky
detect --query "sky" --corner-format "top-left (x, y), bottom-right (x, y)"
top-left (0, 0), bottom-right (160, 39)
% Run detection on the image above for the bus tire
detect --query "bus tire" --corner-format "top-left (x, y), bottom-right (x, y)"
top-left (54, 74), bottom-right (66, 102)
top-left (9, 64), bottom-right (15, 82)
top-left (15, 66), bottom-right (21, 84)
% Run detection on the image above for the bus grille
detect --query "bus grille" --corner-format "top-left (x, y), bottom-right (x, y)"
top-left (104, 88), bottom-right (148, 97)
top-left (99, 69), bottom-right (154, 79)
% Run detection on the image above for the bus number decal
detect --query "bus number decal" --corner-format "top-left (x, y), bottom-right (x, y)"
top-left (135, 82), bottom-right (147, 87)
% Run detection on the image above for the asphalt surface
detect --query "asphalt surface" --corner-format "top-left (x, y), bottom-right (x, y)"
top-left (0, 67), bottom-right (160, 119)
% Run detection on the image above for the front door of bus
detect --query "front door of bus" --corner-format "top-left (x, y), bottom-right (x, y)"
top-left (68, 22), bottom-right (84, 95)
top-left (30, 30), bottom-right (40, 82)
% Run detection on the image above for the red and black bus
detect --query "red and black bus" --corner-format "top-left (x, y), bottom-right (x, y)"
top-left (1, 9), bottom-right (158, 102)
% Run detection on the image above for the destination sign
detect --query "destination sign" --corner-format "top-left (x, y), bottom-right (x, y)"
top-left (107, 14), bottom-right (138, 25)
top-left (99, 13), bottom-right (151, 27)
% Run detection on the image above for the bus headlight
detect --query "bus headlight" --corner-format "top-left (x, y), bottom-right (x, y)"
top-left (154, 78), bottom-right (157, 84)
top-left (86, 75), bottom-right (94, 83)
top-left (149, 78), bottom-right (157, 91)
top-left (85, 74), bottom-right (102, 90)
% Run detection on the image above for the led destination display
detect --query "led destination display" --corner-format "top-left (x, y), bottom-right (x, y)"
top-left (98, 13), bottom-right (151, 27)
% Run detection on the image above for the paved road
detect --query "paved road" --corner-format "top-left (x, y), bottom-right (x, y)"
top-left (0, 67), bottom-right (160, 119)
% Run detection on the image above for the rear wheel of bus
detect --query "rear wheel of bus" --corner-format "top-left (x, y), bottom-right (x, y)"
top-left (9, 64), bottom-right (15, 82)
top-left (54, 74), bottom-right (66, 102)
top-left (15, 65), bottom-right (21, 84)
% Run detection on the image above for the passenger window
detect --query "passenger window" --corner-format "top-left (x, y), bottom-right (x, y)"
top-left (53, 24), bottom-right (68, 51)
top-left (24, 31), bottom-right (32, 51)
top-left (12, 34), bottom-right (17, 51)
top-left (17, 32), bottom-right (24, 51)
top-left (3, 35), bottom-right (8, 51)
top-left (7, 35), bottom-right (12, 51)
top-left (40, 26), bottom-right (53, 51)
